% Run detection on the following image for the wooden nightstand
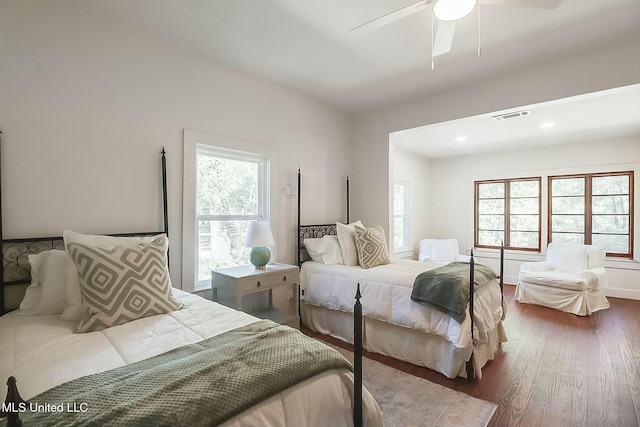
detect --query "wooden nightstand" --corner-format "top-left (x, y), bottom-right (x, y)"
top-left (211, 263), bottom-right (300, 329)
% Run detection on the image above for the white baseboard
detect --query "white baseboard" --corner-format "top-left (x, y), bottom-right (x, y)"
top-left (603, 287), bottom-right (640, 301)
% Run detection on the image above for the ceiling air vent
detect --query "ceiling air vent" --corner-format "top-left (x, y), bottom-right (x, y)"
top-left (492, 110), bottom-right (531, 121)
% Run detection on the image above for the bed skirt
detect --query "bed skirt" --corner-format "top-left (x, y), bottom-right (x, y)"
top-left (301, 303), bottom-right (506, 379)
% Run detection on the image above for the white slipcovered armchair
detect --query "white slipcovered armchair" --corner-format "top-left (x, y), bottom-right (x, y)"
top-left (418, 239), bottom-right (470, 264)
top-left (515, 242), bottom-right (610, 316)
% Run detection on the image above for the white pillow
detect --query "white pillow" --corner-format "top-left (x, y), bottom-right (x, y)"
top-left (547, 243), bottom-right (588, 273)
top-left (19, 250), bottom-right (69, 315)
top-left (18, 284), bottom-right (42, 315)
top-left (317, 235), bottom-right (344, 265)
top-left (430, 240), bottom-right (458, 263)
top-left (336, 221), bottom-right (365, 266)
top-left (18, 251), bottom-right (47, 315)
top-left (61, 230), bottom-right (164, 322)
top-left (303, 238), bottom-right (323, 263)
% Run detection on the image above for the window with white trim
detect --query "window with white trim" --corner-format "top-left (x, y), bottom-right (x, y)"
top-left (196, 145), bottom-right (269, 281)
top-left (183, 129), bottom-right (276, 292)
top-left (393, 181), bottom-right (409, 251)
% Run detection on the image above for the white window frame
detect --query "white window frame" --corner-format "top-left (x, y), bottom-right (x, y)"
top-left (183, 129), bottom-right (278, 292)
top-left (393, 181), bottom-right (410, 252)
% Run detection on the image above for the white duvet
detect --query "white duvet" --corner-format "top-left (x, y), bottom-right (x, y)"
top-left (301, 259), bottom-right (504, 348)
top-left (0, 289), bottom-right (382, 427)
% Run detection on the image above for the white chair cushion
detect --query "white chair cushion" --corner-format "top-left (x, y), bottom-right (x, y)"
top-left (547, 243), bottom-right (588, 273)
top-left (420, 239), bottom-right (460, 263)
top-left (519, 270), bottom-right (594, 291)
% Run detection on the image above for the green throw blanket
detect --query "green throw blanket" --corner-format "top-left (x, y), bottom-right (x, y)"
top-left (411, 261), bottom-right (497, 323)
top-left (7, 320), bottom-right (352, 427)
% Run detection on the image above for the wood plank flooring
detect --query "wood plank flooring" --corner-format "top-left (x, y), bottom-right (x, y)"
top-left (302, 285), bottom-right (640, 427)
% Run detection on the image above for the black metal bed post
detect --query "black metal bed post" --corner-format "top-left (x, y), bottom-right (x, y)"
top-left (161, 147), bottom-right (169, 237)
top-left (297, 168), bottom-right (301, 267)
top-left (466, 249), bottom-right (476, 380)
top-left (161, 147), bottom-right (169, 269)
top-left (346, 175), bottom-right (350, 223)
top-left (500, 241), bottom-right (504, 308)
top-left (354, 283), bottom-right (363, 427)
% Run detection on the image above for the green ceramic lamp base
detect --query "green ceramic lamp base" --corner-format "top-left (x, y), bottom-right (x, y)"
top-left (250, 246), bottom-right (271, 270)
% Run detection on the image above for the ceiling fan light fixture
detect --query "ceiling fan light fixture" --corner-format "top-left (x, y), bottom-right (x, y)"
top-left (433, 0), bottom-right (477, 21)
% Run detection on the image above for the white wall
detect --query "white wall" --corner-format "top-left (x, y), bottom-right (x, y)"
top-left (389, 145), bottom-right (430, 258)
top-left (0, 0), bottom-right (350, 295)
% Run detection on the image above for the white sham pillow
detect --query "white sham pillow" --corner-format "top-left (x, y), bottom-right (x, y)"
top-left (18, 284), bottom-right (42, 315)
top-left (317, 235), bottom-right (344, 265)
top-left (19, 250), bottom-right (69, 315)
top-left (336, 221), bottom-right (365, 266)
top-left (303, 238), bottom-right (323, 263)
top-left (61, 230), bottom-right (164, 322)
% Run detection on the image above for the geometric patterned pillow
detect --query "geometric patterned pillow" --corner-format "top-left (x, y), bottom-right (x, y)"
top-left (354, 225), bottom-right (390, 269)
top-left (67, 236), bottom-right (184, 333)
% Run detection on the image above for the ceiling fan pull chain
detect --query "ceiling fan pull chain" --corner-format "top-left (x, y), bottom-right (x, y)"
top-left (477, 1), bottom-right (481, 57)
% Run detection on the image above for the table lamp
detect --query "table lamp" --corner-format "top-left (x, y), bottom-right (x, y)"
top-left (245, 220), bottom-right (275, 269)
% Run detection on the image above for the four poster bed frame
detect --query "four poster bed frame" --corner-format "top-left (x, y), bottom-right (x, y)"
top-left (0, 136), bottom-right (170, 427)
top-left (296, 169), bottom-right (504, 391)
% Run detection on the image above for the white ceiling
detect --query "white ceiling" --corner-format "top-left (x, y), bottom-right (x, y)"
top-left (392, 83), bottom-right (640, 158)
top-left (87, 0), bottom-right (640, 156)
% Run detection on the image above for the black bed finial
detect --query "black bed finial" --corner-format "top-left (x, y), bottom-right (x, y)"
top-left (2, 376), bottom-right (27, 427)
top-left (161, 146), bottom-right (166, 155)
top-left (353, 283), bottom-right (363, 427)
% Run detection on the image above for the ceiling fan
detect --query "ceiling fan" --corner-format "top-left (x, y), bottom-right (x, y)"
top-left (350, 0), bottom-right (563, 58)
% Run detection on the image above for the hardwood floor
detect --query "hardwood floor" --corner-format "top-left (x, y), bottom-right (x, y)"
top-left (302, 285), bottom-right (640, 427)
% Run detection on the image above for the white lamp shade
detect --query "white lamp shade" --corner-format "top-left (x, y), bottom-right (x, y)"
top-left (245, 221), bottom-right (275, 247)
top-left (433, 0), bottom-right (477, 21)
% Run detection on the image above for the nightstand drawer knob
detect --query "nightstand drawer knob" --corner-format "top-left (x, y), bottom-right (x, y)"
top-left (283, 276), bottom-right (287, 281)
top-left (256, 281), bottom-right (261, 287)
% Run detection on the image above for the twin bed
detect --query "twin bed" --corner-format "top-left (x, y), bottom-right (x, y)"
top-left (0, 146), bottom-right (382, 427)
top-left (297, 171), bottom-right (507, 380)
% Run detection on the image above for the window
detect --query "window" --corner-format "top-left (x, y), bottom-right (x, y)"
top-left (393, 181), bottom-right (409, 250)
top-left (183, 129), bottom-right (276, 292)
top-left (549, 171), bottom-right (633, 257)
top-left (475, 178), bottom-right (541, 250)
top-left (196, 145), bottom-right (268, 281)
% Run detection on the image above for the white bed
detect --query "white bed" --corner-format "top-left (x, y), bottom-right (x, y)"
top-left (300, 258), bottom-right (507, 379)
top-left (1, 288), bottom-right (382, 426)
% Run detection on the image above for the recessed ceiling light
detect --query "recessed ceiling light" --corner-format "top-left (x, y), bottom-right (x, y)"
top-left (540, 122), bottom-right (555, 128)
top-left (456, 136), bottom-right (467, 142)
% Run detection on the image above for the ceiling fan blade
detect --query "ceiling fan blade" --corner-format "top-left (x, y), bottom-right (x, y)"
top-left (480, 0), bottom-right (563, 9)
top-left (349, 0), bottom-right (432, 34)
top-left (433, 20), bottom-right (456, 57)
